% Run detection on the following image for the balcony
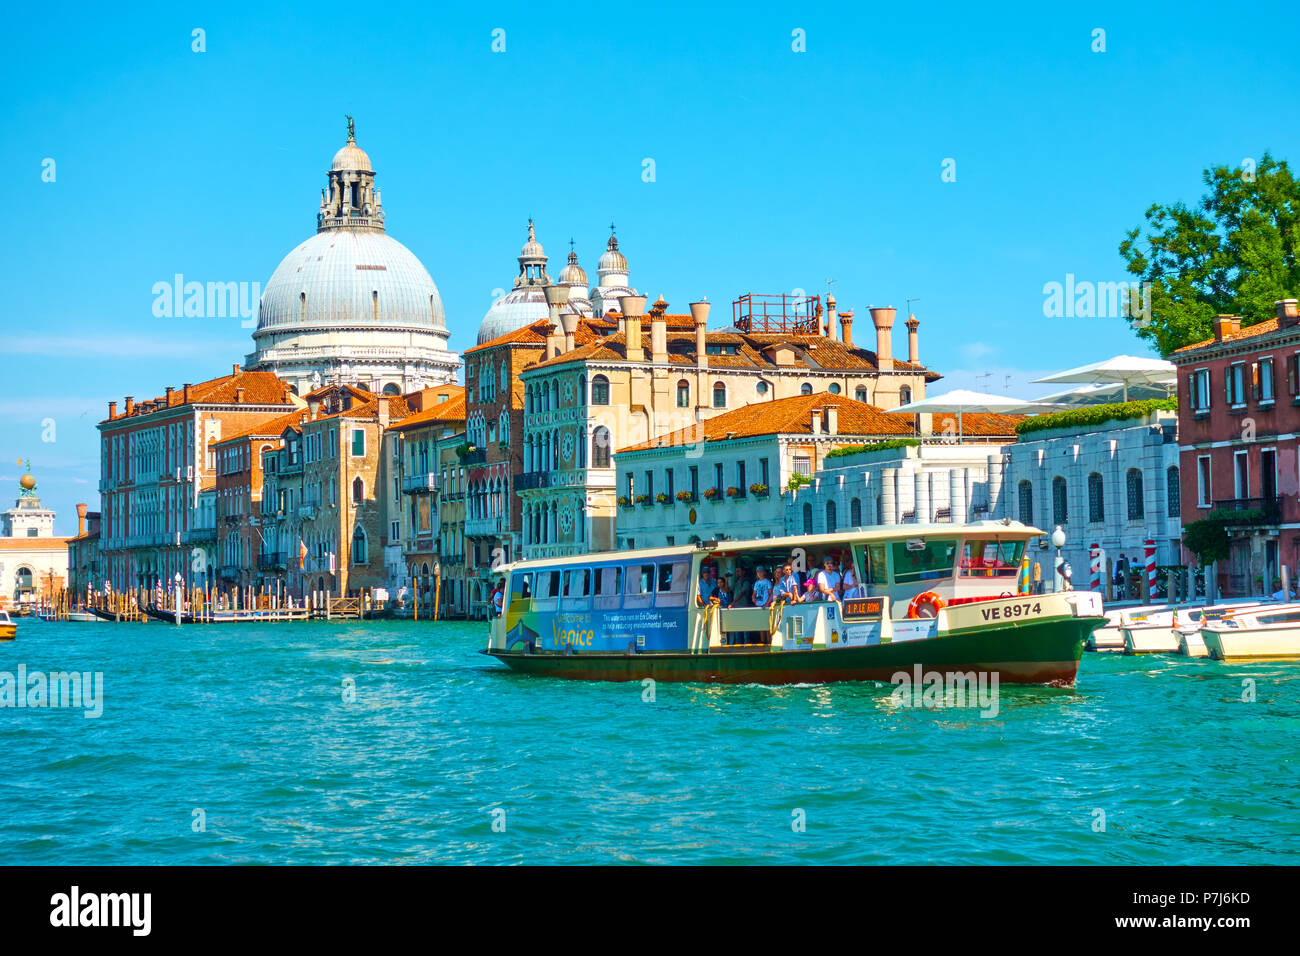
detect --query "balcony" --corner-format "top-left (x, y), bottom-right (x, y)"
top-left (465, 514), bottom-right (506, 536)
top-left (258, 553), bottom-right (287, 570)
top-left (181, 527), bottom-right (216, 544)
top-left (1211, 497), bottom-right (1282, 525)
top-left (461, 448), bottom-right (487, 466)
top-left (517, 472), bottom-right (551, 490)
top-left (403, 473), bottom-right (439, 495)
top-left (298, 503), bottom-right (319, 519)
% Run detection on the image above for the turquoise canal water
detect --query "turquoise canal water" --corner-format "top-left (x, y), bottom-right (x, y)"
top-left (1, 617), bottom-right (1297, 865)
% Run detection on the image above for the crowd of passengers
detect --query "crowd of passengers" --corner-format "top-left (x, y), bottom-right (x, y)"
top-left (696, 554), bottom-right (864, 608)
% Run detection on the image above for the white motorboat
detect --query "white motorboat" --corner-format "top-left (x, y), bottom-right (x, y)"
top-left (1201, 603), bottom-right (1300, 662)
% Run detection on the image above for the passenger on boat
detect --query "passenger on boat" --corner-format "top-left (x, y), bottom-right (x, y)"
top-left (815, 557), bottom-right (842, 601)
top-left (841, 562), bottom-right (862, 600)
top-left (716, 576), bottom-right (734, 608)
top-left (491, 581), bottom-right (504, 617)
top-left (752, 567), bottom-right (774, 608)
top-left (698, 565), bottom-right (720, 605)
top-left (777, 563), bottom-right (802, 604)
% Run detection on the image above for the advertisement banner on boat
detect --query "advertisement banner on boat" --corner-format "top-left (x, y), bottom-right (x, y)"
top-left (504, 600), bottom-right (689, 652)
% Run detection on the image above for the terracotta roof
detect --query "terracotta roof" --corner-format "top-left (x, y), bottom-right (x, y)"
top-left (932, 412), bottom-right (1023, 437)
top-left (618, 393), bottom-right (917, 453)
top-left (104, 369), bottom-right (295, 422)
top-left (387, 394), bottom-right (467, 432)
top-left (317, 394), bottom-right (416, 423)
top-left (214, 409), bottom-right (308, 445)
top-left (527, 327), bottom-right (939, 378)
top-left (1173, 317), bottom-right (1281, 353)
top-left (464, 316), bottom-right (605, 354)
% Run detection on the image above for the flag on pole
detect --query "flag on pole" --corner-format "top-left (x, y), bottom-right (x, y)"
top-left (299, 540), bottom-right (308, 571)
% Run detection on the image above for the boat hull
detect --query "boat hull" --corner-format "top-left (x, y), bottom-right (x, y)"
top-left (1202, 626), bottom-right (1300, 662)
top-left (0, 625), bottom-right (15, 641)
top-left (484, 615), bottom-right (1099, 686)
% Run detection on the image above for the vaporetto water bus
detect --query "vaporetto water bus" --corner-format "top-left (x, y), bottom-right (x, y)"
top-left (483, 522), bottom-right (1106, 686)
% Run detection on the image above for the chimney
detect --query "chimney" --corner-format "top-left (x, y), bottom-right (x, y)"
top-left (108, 401), bottom-right (117, 419)
top-left (690, 300), bottom-right (710, 371)
top-left (1212, 314), bottom-right (1241, 342)
top-left (839, 310), bottom-right (854, 348)
top-left (377, 399), bottom-right (390, 429)
top-left (621, 295), bottom-right (647, 361)
top-left (233, 363), bottom-right (241, 377)
top-left (307, 395), bottom-right (321, 419)
top-left (810, 409), bottom-right (823, 435)
top-left (650, 295), bottom-right (668, 363)
top-left (544, 282), bottom-right (573, 351)
top-left (124, 396), bottom-right (134, 416)
top-left (542, 322), bottom-right (560, 361)
top-left (76, 503), bottom-right (87, 537)
top-left (234, 387), bottom-right (246, 404)
top-left (182, 383), bottom-right (192, 403)
top-left (165, 386), bottom-right (174, 404)
top-left (826, 405), bottom-right (839, 435)
top-left (560, 311), bottom-right (580, 353)
top-left (905, 314), bottom-right (920, 364)
top-left (825, 294), bottom-right (838, 341)
top-left (870, 306), bottom-right (896, 371)
top-left (1276, 299), bottom-right (1300, 328)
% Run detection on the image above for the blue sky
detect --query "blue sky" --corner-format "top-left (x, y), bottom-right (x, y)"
top-left (6, 0), bottom-right (1300, 533)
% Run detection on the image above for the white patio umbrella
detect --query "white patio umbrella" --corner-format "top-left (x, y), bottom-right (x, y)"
top-left (1030, 355), bottom-right (1176, 403)
top-left (1029, 380), bottom-right (1175, 407)
top-left (887, 388), bottom-right (1041, 440)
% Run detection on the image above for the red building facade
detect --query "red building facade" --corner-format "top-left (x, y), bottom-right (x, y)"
top-left (1172, 299), bottom-right (1300, 595)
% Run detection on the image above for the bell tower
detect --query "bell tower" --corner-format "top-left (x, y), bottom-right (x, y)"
top-left (318, 116), bottom-right (385, 233)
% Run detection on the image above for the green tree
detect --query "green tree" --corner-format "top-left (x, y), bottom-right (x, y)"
top-left (1119, 152), bottom-right (1300, 356)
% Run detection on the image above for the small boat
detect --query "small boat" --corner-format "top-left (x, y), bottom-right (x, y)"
top-left (485, 522), bottom-right (1107, 687)
top-left (0, 610), bottom-right (15, 641)
top-left (1201, 603), bottom-right (1300, 662)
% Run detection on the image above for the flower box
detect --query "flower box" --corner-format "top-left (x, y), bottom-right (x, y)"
top-left (703, 487), bottom-right (720, 501)
top-left (675, 491), bottom-right (695, 503)
top-left (634, 494), bottom-right (651, 506)
top-left (726, 486), bottom-right (744, 499)
top-left (655, 493), bottom-right (670, 504)
top-left (749, 482), bottom-right (770, 498)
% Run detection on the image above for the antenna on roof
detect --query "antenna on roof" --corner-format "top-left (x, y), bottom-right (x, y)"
top-left (975, 371), bottom-right (992, 391)
top-left (906, 297), bottom-right (921, 316)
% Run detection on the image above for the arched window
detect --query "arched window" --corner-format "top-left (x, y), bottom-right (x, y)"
top-left (855, 386), bottom-right (868, 403)
top-left (1018, 480), bottom-right (1033, 525)
top-left (382, 383), bottom-right (400, 395)
top-left (802, 502), bottom-right (813, 535)
top-left (592, 426), bottom-right (611, 468)
top-left (850, 497), bottom-right (862, 526)
top-left (551, 380), bottom-right (559, 410)
top-left (800, 382), bottom-right (813, 395)
top-left (1052, 476), bottom-right (1068, 525)
top-left (676, 380), bottom-right (690, 408)
top-left (1088, 473), bottom-right (1105, 523)
top-left (1127, 468), bottom-right (1144, 520)
top-left (826, 500), bottom-right (837, 533)
top-left (352, 527), bottom-right (367, 565)
top-left (900, 386), bottom-right (913, 405)
top-left (352, 476), bottom-right (364, 503)
top-left (712, 382), bottom-right (727, 408)
top-left (578, 375), bottom-right (586, 406)
top-left (591, 375), bottom-right (610, 405)
top-left (1167, 466), bottom-right (1181, 517)
top-left (828, 383), bottom-right (841, 395)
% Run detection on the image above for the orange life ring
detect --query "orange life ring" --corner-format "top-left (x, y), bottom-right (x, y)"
top-left (907, 591), bottom-right (947, 619)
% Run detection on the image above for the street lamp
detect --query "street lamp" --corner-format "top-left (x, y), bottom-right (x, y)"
top-left (1051, 525), bottom-right (1067, 591)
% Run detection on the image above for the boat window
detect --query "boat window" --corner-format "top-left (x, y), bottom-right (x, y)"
top-left (958, 539), bottom-right (1025, 577)
top-left (657, 561), bottom-right (690, 608)
top-left (890, 539), bottom-right (958, 585)
top-left (855, 543), bottom-right (888, 585)
top-left (594, 565), bottom-right (622, 596)
top-left (629, 565), bottom-right (655, 595)
top-left (539, 571), bottom-right (560, 599)
top-left (563, 568), bottom-right (590, 597)
top-left (657, 563), bottom-right (674, 592)
top-left (511, 572), bottom-right (532, 601)
top-left (1258, 610), bottom-right (1300, 625)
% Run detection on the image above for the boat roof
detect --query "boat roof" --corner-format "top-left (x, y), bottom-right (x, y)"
top-left (495, 520), bottom-right (1044, 575)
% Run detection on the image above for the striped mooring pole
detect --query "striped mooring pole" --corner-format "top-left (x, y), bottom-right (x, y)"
top-left (1090, 543), bottom-right (1101, 592)
top-left (1144, 539), bottom-right (1157, 598)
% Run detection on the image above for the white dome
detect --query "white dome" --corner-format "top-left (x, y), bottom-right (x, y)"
top-left (332, 142), bottom-right (372, 171)
top-left (255, 230), bottom-right (446, 335)
top-left (478, 287), bottom-right (550, 344)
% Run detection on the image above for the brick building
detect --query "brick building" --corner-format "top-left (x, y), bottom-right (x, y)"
top-left (1171, 299), bottom-right (1300, 595)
